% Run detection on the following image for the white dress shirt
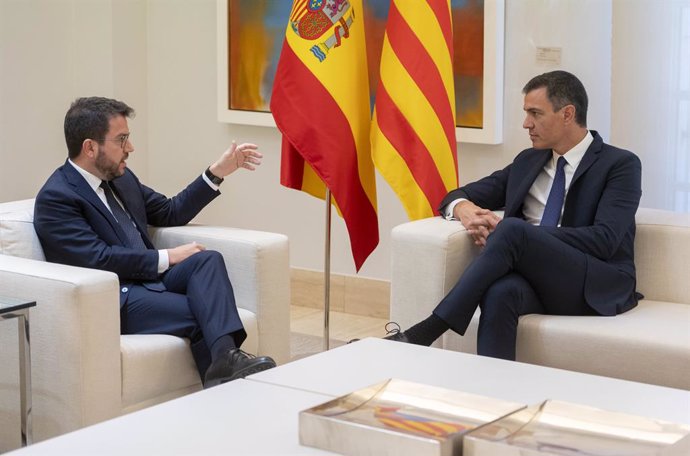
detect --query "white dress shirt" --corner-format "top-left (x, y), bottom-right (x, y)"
top-left (444, 131), bottom-right (593, 226)
top-left (68, 159), bottom-right (171, 272)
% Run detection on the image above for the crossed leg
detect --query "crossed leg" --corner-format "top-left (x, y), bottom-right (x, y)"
top-left (414, 218), bottom-right (596, 358)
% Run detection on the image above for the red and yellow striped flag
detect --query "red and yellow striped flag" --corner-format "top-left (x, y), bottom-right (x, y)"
top-left (374, 406), bottom-right (469, 438)
top-left (271, 0), bottom-right (379, 271)
top-left (371, 0), bottom-right (458, 220)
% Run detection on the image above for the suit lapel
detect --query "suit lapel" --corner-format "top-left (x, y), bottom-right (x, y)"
top-left (560, 131), bottom-right (602, 225)
top-left (570, 131), bottom-right (603, 187)
top-left (505, 150), bottom-right (551, 217)
top-left (61, 162), bottom-right (131, 246)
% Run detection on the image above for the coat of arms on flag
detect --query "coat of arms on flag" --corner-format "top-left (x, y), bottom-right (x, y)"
top-left (291, 0), bottom-right (356, 61)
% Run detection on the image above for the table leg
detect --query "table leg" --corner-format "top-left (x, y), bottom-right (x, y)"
top-left (18, 311), bottom-right (32, 446)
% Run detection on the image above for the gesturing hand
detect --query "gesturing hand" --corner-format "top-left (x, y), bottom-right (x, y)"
top-left (209, 141), bottom-right (263, 178)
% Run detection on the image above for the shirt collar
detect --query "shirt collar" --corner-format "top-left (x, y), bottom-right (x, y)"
top-left (68, 159), bottom-right (103, 193)
top-left (553, 130), bottom-right (593, 168)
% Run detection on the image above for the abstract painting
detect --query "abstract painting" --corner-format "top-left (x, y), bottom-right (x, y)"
top-left (217, 0), bottom-right (504, 144)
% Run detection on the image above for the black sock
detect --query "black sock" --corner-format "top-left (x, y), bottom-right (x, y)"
top-left (404, 314), bottom-right (449, 346)
top-left (210, 335), bottom-right (237, 362)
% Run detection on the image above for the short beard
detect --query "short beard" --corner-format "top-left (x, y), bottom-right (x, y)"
top-left (95, 150), bottom-right (125, 181)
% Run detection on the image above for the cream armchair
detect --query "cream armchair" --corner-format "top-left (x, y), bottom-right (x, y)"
top-left (390, 208), bottom-right (690, 390)
top-left (0, 199), bottom-right (290, 452)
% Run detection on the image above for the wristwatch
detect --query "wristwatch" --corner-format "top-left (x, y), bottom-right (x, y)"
top-left (205, 167), bottom-right (224, 185)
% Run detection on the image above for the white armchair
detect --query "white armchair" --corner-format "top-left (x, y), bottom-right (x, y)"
top-left (390, 209), bottom-right (690, 390)
top-left (0, 199), bottom-right (290, 451)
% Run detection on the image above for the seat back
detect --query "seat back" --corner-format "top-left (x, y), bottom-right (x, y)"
top-left (634, 208), bottom-right (690, 304)
top-left (0, 198), bottom-right (45, 261)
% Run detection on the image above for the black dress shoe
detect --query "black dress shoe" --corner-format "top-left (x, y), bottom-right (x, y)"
top-left (383, 331), bottom-right (411, 343)
top-left (204, 349), bottom-right (276, 388)
top-left (348, 322), bottom-right (412, 344)
top-left (382, 321), bottom-right (412, 344)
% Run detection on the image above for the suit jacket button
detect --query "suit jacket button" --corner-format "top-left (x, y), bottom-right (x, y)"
top-left (121, 287), bottom-right (129, 293)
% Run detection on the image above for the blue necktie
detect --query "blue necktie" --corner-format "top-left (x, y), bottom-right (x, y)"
top-left (100, 181), bottom-right (148, 250)
top-left (541, 156), bottom-right (567, 227)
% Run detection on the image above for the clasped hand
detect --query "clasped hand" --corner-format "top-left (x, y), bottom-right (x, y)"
top-left (168, 241), bottom-right (205, 265)
top-left (454, 201), bottom-right (502, 247)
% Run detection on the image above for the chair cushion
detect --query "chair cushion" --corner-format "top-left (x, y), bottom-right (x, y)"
top-left (120, 308), bottom-right (259, 412)
top-left (445, 300), bottom-right (690, 390)
top-left (120, 334), bottom-right (202, 412)
top-left (0, 199), bottom-right (45, 261)
top-left (515, 300), bottom-right (690, 390)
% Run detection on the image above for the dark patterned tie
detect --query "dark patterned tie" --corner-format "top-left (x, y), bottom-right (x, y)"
top-left (541, 156), bottom-right (567, 227)
top-left (100, 181), bottom-right (148, 250)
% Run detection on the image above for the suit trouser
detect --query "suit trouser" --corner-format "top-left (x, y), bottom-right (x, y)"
top-left (433, 218), bottom-right (598, 360)
top-left (121, 250), bottom-right (245, 377)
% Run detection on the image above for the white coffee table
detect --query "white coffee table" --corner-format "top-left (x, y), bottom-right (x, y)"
top-left (6, 379), bottom-right (339, 455)
top-left (8, 338), bottom-right (689, 455)
top-left (250, 338), bottom-right (690, 424)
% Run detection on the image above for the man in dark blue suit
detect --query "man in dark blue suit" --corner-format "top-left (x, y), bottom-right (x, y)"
top-left (385, 71), bottom-right (642, 360)
top-left (34, 97), bottom-right (276, 387)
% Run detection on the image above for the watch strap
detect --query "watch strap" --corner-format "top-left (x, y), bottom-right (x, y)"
top-left (205, 167), bottom-right (224, 185)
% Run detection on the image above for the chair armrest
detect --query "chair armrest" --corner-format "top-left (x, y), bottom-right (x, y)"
top-left (149, 225), bottom-right (290, 364)
top-left (390, 217), bottom-right (480, 332)
top-left (0, 254), bottom-right (121, 444)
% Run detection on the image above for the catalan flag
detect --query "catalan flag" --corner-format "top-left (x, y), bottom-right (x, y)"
top-left (271, 0), bottom-right (379, 271)
top-left (371, 0), bottom-right (458, 220)
top-left (374, 406), bottom-right (468, 438)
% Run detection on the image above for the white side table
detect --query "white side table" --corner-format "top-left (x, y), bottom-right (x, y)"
top-left (0, 295), bottom-right (36, 447)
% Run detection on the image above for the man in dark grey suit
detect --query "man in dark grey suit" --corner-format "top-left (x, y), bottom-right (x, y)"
top-left (34, 97), bottom-right (275, 387)
top-left (385, 71), bottom-right (642, 360)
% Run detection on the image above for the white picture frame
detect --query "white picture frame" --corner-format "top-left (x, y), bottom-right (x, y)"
top-left (217, 0), bottom-right (505, 144)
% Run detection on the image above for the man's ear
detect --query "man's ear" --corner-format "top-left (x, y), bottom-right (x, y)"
top-left (82, 139), bottom-right (97, 158)
top-left (562, 105), bottom-right (576, 125)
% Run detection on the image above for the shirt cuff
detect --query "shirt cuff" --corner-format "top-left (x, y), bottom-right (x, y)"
top-left (157, 249), bottom-right (170, 273)
top-left (201, 171), bottom-right (220, 191)
top-left (443, 198), bottom-right (467, 220)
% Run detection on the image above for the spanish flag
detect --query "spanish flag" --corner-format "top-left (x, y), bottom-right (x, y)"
top-left (371, 0), bottom-right (458, 220)
top-left (272, 0), bottom-right (379, 271)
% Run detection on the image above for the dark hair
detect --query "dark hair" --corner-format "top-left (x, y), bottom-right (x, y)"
top-left (64, 97), bottom-right (134, 159)
top-left (522, 70), bottom-right (588, 127)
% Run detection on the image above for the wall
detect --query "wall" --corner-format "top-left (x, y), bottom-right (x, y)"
top-left (0, 0), bottom-right (149, 202)
top-left (2, 0), bottom-right (686, 281)
top-left (144, 0), bottom-right (612, 280)
top-left (611, 0), bottom-right (690, 210)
